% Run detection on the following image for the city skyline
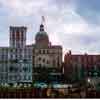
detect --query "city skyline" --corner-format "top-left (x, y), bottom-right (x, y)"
top-left (0, 0), bottom-right (100, 54)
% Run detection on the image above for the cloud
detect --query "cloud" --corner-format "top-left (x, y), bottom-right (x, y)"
top-left (0, 0), bottom-right (100, 55)
top-left (0, 0), bottom-right (50, 16)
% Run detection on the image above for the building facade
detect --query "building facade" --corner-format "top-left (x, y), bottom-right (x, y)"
top-left (0, 18), bottom-right (100, 85)
top-left (0, 18), bottom-right (63, 85)
top-left (9, 26), bottom-right (27, 48)
top-left (64, 50), bottom-right (100, 82)
top-left (8, 26), bottom-right (32, 85)
top-left (32, 23), bottom-right (62, 82)
top-left (33, 24), bottom-right (62, 68)
top-left (0, 26), bottom-right (33, 86)
top-left (0, 47), bottom-right (9, 85)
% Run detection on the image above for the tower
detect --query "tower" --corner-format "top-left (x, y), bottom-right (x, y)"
top-left (10, 26), bottom-right (27, 48)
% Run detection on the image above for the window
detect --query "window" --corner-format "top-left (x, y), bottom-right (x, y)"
top-left (43, 50), bottom-right (45, 54)
top-left (53, 60), bottom-right (56, 66)
top-left (28, 76), bottom-right (31, 80)
top-left (38, 57), bottom-right (41, 61)
top-left (23, 67), bottom-right (28, 72)
top-left (47, 50), bottom-right (49, 54)
top-left (47, 60), bottom-right (49, 64)
top-left (39, 50), bottom-right (41, 54)
top-left (9, 66), bottom-right (13, 72)
top-left (21, 32), bottom-right (24, 41)
top-left (10, 75), bottom-right (15, 81)
top-left (39, 64), bottom-right (41, 67)
top-left (43, 58), bottom-right (45, 63)
top-left (9, 67), bottom-right (18, 72)
top-left (24, 75), bottom-right (26, 80)
top-left (33, 49), bottom-right (35, 53)
top-left (28, 67), bottom-right (31, 72)
top-left (16, 55), bottom-right (17, 58)
top-left (57, 56), bottom-right (60, 66)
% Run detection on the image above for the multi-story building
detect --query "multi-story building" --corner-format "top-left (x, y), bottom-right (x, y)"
top-left (8, 26), bottom-right (32, 85)
top-left (64, 50), bottom-right (100, 82)
top-left (9, 26), bottom-right (26, 48)
top-left (33, 24), bottom-right (62, 68)
top-left (32, 23), bottom-right (62, 82)
top-left (0, 17), bottom-right (63, 85)
top-left (0, 47), bottom-right (9, 85)
top-left (1, 17), bottom-right (100, 85)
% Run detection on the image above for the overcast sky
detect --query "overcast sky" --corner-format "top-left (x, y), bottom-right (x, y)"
top-left (0, 0), bottom-right (100, 54)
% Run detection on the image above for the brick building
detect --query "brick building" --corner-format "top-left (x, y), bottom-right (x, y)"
top-left (64, 50), bottom-right (100, 82)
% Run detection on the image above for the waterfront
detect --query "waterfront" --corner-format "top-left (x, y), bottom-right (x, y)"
top-left (0, 81), bottom-right (99, 98)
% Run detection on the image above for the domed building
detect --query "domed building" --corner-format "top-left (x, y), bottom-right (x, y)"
top-left (32, 20), bottom-right (63, 81)
top-left (35, 24), bottom-right (50, 47)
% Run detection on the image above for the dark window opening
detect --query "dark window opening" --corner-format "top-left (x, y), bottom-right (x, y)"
top-left (43, 59), bottom-right (45, 63)
top-left (38, 57), bottom-right (41, 61)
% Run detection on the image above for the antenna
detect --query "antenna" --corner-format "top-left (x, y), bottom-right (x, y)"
top-left (41, 16), bottom-right (47, 31)
top-left (41, 16), bottom-right (45, 25)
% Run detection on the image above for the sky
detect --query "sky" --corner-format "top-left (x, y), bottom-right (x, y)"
top-left (0, 0), bottom-right (100, 55)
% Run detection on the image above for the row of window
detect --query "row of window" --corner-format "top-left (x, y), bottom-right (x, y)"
top-left (0, 68), bottom-right (8, 72)
top-left (10, 48), bottom-right (32, 53)
top-left (10, 30), bottom-right (26, 38)
top-left (38, 57), bottom-right (50, 64)
top-left (37, 64), bottom-right (50, 67)
top-left (0, 50), bottom-right (32, 55)
top-left (8, 75), bottom-right (32, 81)
top-left (8, 59), bottom-right (32, 63)
top-left (0, 55), bottom-right (8, 60)
top-left (0, 75), bottom-right (8, 80)
top-left (9, 67), bottom-right (31, 72)
top-left (72, 56), bottom-right (100, 63)
top-left (0, 50), bottom-right (8, 53)
top-left (33, 49), bottom-right (61, 54)
top-left (35, 60), bottom-right (60, 67)
top-left (10, 55), bottom-right (31, 59)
